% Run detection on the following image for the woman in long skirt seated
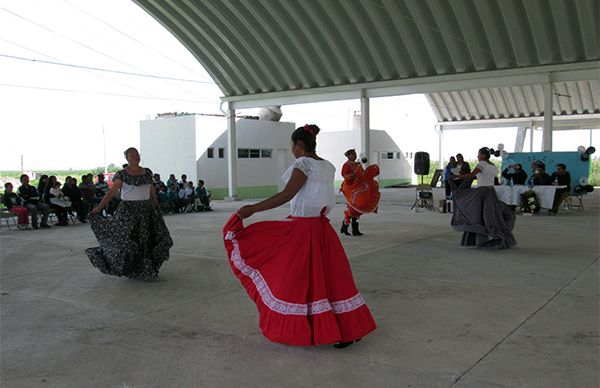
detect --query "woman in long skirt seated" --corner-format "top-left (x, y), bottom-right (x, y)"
top-left (85, 147), bottom-right (173, 280)
top-left (223, 124), bottom-right (376, 348)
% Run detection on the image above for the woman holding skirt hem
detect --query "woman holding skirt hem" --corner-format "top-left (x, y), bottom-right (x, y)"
top-left (85, 147), bottom-right (173, 281)
top-left (224, 125), bottom-right (376, 348)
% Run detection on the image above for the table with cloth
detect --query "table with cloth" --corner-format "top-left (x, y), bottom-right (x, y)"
top-left (492, 185), bottom-right (564, 209)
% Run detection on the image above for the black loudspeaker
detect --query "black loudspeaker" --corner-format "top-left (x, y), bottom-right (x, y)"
top-left (414, 152), bottom-right (430, 175)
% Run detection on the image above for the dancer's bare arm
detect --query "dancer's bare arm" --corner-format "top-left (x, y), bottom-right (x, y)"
top-left (237, 169), bottom-right (307, 219)
top-left (90, 179), bottom-right (122, 215)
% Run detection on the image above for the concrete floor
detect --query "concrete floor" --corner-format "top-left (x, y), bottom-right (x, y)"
top-left (1, 188), bottom-right (598, 388)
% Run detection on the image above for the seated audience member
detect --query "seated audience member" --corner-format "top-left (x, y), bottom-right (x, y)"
top-left (550, 163), bottom-right (572, 214)
top-left (79, 175), bottom-right (99, 207)
top-left (168, 183), bottom-right (183, 213)
top-left (63, 177), bottom-right (88, 222)
top-left (153, 173), bottom-right (164, 193)
top-left (195, 179), bottom-right (212, 211)
top-left (45, 176), bottom-right (69, 226)
top-left (62, 176), bottom-right (72, 190)
top-left (18, 174), bottom-right (51, 229)
top-left (444, 157), bottom-right (457, 198)
top-left (179, 181), bottom-right (195, 212)
top-left (157, 184), bottom-right (172, 213)
top-left (452, 147), bottom-right (498, 187)
top-left (2, 182), bottom-right (30, 229)
top-left (166, 174), bottom-right (178, 189)
top-left (37, 175), bottom-right (50, 202)
top-left (95, 173), bottom-right (118, 215)
top-left (179, 174), bottom-right (188, 187)
top-left (453, 153), bottom-right (472, 189)
top-left (529, 162), bottom-right (553, 186)
top-left (502, 163), bottom-right (528, 185)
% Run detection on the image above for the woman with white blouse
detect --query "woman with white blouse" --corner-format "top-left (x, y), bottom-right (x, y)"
top-left (86, 147), bottom-right (173, 280)
top-left (453, 147), bottom-right (499, 187)
top-left (223, 124), bottom-right (376, 349)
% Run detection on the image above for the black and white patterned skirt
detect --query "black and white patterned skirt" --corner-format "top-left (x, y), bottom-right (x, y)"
top-left (85, 200), bottom-right (174, 280)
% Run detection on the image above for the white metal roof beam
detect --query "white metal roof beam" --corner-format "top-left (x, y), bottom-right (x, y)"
top-left (223, 61), bottom-right (599, 109)
top-left (438, 113), bottom-right (600, 131)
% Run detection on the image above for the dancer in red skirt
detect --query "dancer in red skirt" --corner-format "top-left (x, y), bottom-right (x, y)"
top-left (340, 149), bottom-right (381, 236)
top-left (223, 124), bottom-right (376, 348)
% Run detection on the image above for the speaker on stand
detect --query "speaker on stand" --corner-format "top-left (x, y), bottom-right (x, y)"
top-left (411, 152), bottom-right (433, 211)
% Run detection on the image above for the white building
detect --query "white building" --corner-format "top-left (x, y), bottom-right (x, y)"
top-left (140, 114), bottom-right (412, 199)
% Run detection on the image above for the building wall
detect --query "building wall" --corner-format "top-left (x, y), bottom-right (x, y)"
top-left (140, 115), bottom-right (197, 182)
top-left (196, 119), bottom-right (295, 198)
top-left (318, 129), bottom-right (412, 187)
top-left (141, 116), bottom-right (413, 200)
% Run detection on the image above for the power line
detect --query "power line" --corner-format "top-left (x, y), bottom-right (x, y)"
top-left (0, 6), bottom-right (209, 99)
top-left (0, 82), bottom-right (219, 104)
top-left (0, 53), bottom-right (216, 84)
top-left (0, 36), bottom-right (193, 108)
top-left (61, 0), bottom-right (215, 83)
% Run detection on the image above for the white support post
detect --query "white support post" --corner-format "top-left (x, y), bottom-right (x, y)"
top-left (542, 82), bottom-right (553, 151)
top-left (226, 102), bottom-right (238, 201)
top-left (529, 126), bottom-right (534, 152)
top-left (437, 124), bottom-right (443, 167)
top-left (360, 90), bottom-right (370, 165)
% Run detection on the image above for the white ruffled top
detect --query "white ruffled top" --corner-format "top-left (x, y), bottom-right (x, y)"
top-left (282, 157), bottom-right (336, 217)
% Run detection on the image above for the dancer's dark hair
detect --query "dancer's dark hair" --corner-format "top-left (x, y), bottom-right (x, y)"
top-left (478, 147), bottom-right (491, 160)
top-left (291, 124), bottom-right (320, 153)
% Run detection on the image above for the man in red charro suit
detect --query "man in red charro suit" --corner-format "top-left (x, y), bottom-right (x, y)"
top-left (340, 149), bottom-right (380, 236)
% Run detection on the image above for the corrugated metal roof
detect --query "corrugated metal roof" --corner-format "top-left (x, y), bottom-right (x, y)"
top-left (426, 80), bottom-right (600, 122)
top-left (133, 0), bottom-right (599, 98)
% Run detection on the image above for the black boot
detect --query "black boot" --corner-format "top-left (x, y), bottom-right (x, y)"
top-left (340, 222), bottom-right (351, 236)
top-left (351, 218), bottom-right (363, 236)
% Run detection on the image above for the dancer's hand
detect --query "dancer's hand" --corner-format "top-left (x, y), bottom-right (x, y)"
top-left (90, 206), bottom-right (102, 216)
top-left (237, 205), bottom-right (255, 219)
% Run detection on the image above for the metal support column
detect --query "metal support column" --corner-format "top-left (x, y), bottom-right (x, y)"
top-left (226, 102), bottom-right (238, 201)
top-left (436, 124), bottom-right (443, 167)
top-left (360, 90), bottom-right (370, 164)
top-left (542, 82), bottom-right (553, 151)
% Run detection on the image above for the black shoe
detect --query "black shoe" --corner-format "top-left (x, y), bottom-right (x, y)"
top-left (40, 224), bottom-right (51, 228)
top-left (333, 341), bottom-right (354, 349)
top-left (351, 218), bottom-right (363, 236)
top-left (33, 225), bottom-right (39, 230)
top-left (340, 223), bottom-right (351, 236)
top-left (56, 222), bottom-right (68, 226)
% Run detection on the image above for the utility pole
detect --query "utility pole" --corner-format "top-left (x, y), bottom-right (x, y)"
top-left (20, 154), bottom-right (24, 172)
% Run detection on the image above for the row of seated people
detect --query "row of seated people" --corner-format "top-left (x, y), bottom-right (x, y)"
top-left (152, 173), bottom-right (212, 214)
top-left (2, 173), bottom-right (118, 230)
top-left (444, 153), bottom-right (572, 214)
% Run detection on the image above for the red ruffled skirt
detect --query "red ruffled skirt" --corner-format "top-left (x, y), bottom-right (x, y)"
top-left (223, 212), bottom-right (376, 346)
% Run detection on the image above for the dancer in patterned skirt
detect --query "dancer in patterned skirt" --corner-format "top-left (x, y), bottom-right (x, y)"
top-left (223, 125), bottom-right (376, 348)
top-left (85, 147), bottom-right (173, 280)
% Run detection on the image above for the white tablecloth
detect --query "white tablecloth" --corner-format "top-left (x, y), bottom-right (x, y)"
top-left (493, 185), bottom-right (562, 209)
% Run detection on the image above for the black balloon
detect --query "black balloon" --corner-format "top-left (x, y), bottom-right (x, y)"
top-left (585, 146), bottom-right (596, 155)
top-left (584, 185), bottom-right (594, 193)
top-left (574, 185), bottom-right (585, 194)
top-left (581, 153), bottom-right (590, 161)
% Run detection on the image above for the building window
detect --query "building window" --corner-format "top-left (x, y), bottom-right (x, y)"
top-left (237, 148), bottom-right (272, 159)
top-left (218, 148), bottom-right (224, 158)
top-left (207, 148), bottom-right (214, 158)
top-left (396, 152), bottom-right (402, 159)
top-left (381, 152), bottom-right (394, 159)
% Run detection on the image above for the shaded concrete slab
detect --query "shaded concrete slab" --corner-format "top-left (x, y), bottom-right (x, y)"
top-left (1, 188), bottom-right (598, 388)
